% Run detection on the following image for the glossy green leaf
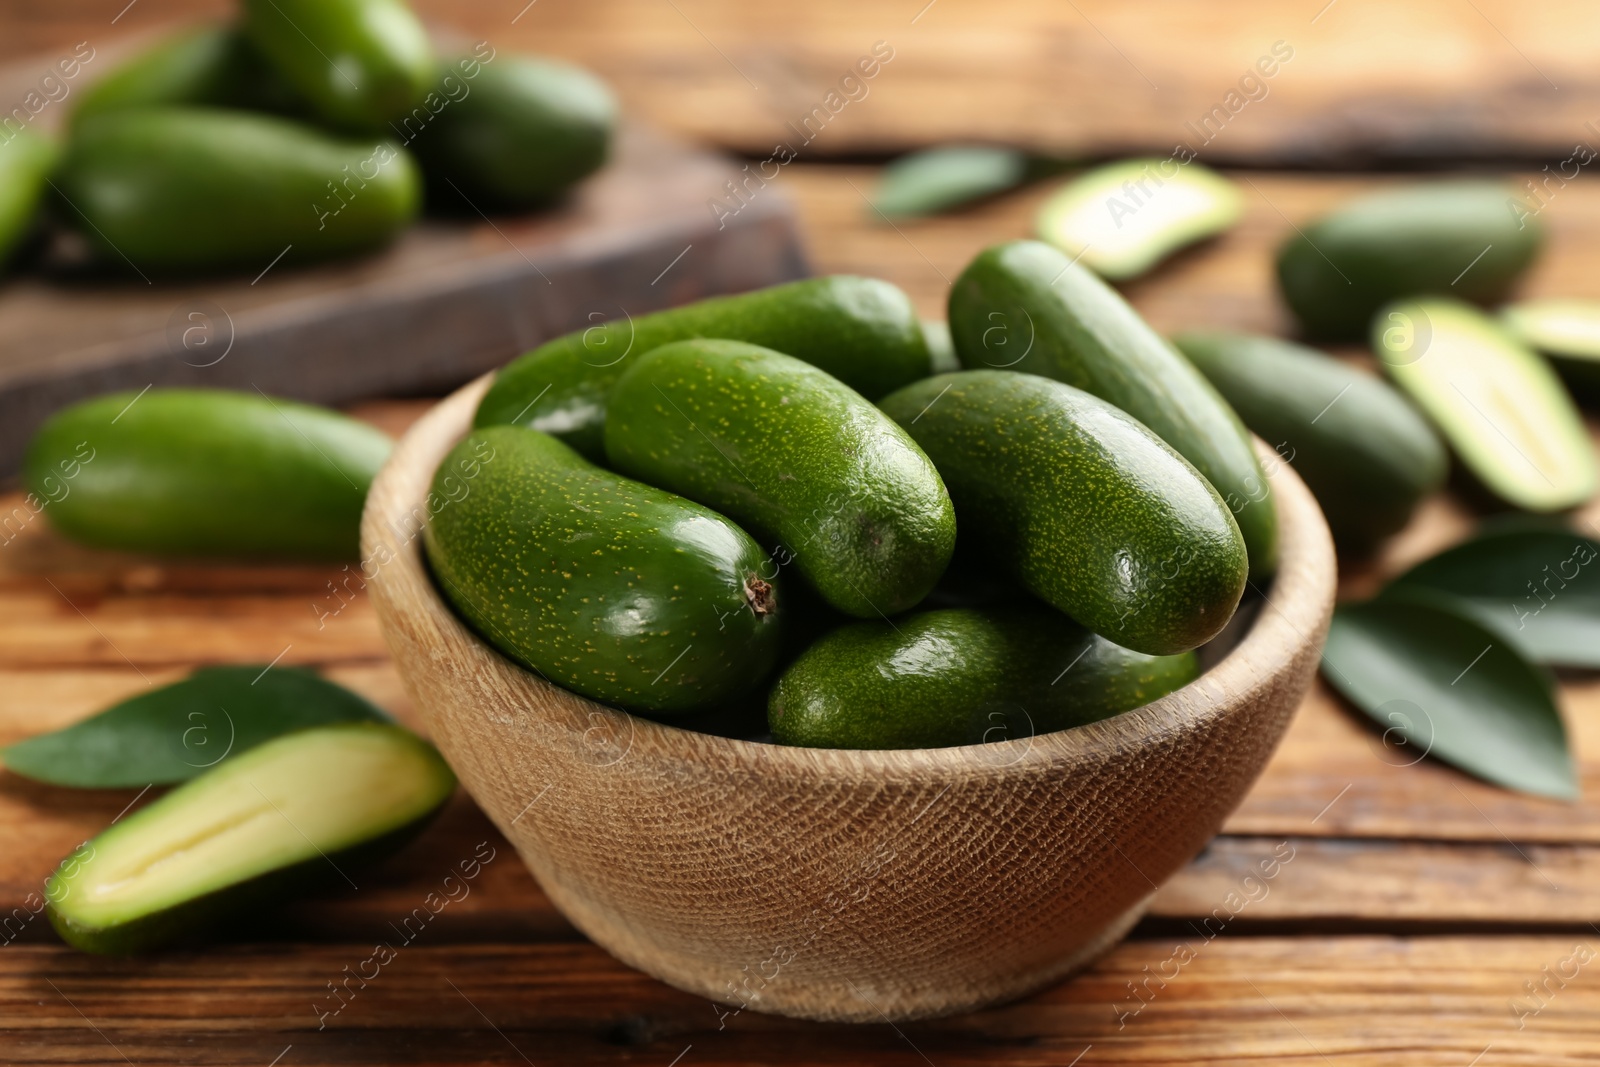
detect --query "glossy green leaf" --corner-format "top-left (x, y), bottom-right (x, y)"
top-left (2, 666), bottom-right (389, 788)
top-left (1321, 595), bottom-right (1575, 799)
top-left (1386, 527), bottom-right (1600, 668)
top-left (871, 146), bottom-right (1029, 219)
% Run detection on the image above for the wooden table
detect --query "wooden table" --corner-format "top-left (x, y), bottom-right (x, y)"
top-left (7, 3), bottom-right (1600, 1064)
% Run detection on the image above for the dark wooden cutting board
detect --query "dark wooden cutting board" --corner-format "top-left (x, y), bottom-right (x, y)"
top-left (0, 30), bottom-right (809, 476)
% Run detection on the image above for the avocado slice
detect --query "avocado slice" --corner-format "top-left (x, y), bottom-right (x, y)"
top-left (1374, 299), bottom-right (1596, 513)
top-left (1036, 159), bottom-right (1242, 281)
top-left (47, 722), bottom-right (455, 955)
top-left (1501, 299), bottom-right (1600, 396)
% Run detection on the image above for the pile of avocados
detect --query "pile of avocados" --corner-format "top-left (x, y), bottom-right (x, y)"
top-left (0, 0), bottom-right (615, 275)
top-left (425, 257), bottom-right (1270, 750)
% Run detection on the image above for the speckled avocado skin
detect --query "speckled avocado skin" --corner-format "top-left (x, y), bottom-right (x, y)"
top-left (948, 240), bottom-right (1277, 580)
top-left (769, 606), bottom-right (1199, 750)
top-left (880, 370), bottom-right (1246, 656)
top-left (603, 339), bottom-right (956, 619)
top-left (422, 426), bottom-right (782, 713)
top-left (473, 276), bottom-right (934, 458)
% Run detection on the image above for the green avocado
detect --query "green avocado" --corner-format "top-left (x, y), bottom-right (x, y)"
top-left (0, 128), bottom-right (54, 268)
top-left (473, 276), bottom-right (934, 459)
top-left (769, 606), bottom-right (1200, 749)
top-left (411, 53), bottom-right (615, 207)
top-left (56, 108), bottom-right (420, 273)
top-left (46, 722), bottom-right (455, 955)
top-left (1373, 298), bottom-right (1595, 513)
top-left (242, 0), bottom-right (432, 131)
top-left (947, 240), bottom-right (1276, 579)
top-left (71, 24), bottom-right (302, 125)
top-left (604, 340), bottom-right (955, 619)
top-left (1276, 181), bottom-right (1542, 340)
top-left (880, 371), bottom-right (1246, 656)
top-left (423, 426), bottom-right (783, 713)
top-left (1173, 330), bottom-right (1447, 553)
top-left (24, 388), bottom-right (391, 560)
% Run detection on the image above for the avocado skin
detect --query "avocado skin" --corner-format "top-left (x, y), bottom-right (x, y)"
top-left (948, 240), bottom-right (1277, 580)
top-left (769, 606), bottom-right (1199, 750)
top-left (604, 340), bottom-right (956, 619)
top-left (1175, 330), bottom-right (1447, 554)
top-left (1276, 182), bottom-right (1542, 340)
top-left (24, 388), bottom-right (391, 560)
top-left (0, 129), bottom-right (54, 267)
top-left (423, 426), bottom-right (783, 713)
top-left (242, 0), bottom-right (432, 131)
top-left (57, 108), bottom-right (420, 272)
top-left (474, 276), bottom-right (934, 459)
top-left (71, 24), bottom-right (303, 125)
top-left (412, 54), bottom-right (615, 207)
top-left (880, 371), bottom-right (1246, 656)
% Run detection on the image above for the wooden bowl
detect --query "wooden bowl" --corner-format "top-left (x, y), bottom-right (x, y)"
top-left (364, 375), bottom-right (1337, 1023)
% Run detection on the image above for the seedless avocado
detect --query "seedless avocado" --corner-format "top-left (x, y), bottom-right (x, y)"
top-left (47, 722), bottom-right (455, 955)
top-left (57, 108), bottom-right (420, 272)
top-left (1373, 298), bottom-right (1596, 512)
top-left (474, 276), bottom-right (934, 459)
top-left (604, 340), bottom-right (955, 618)
top-left (423, 426), bottom-right (783, 712)
top-left (0, 129), bottom-right (53, 268)
top-left (1174, 330), bottom-right (1447, 552)
top-left (947, 240), bottom-right (1277, 579)
top-left (413, 54), bottom-right (616, 206)
top-left (242, 0), bottom-right (432, 130)
top-left (1277, 182), bottom-right (1542, 339)
top-left (880, 371), bottom-right (1246, 655)
top-left (70, 24), bottom-right (301, 125)
top-left (769, 607), bottom-right (1200, 750)
top-left (24, 388), bottom-right (391, 560)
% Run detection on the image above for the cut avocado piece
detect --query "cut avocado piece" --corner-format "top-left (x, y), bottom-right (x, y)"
top-left (47, 722), bottom-right (455, 955)
top-left (1502, 299), bottom-right (1600, 394)
top-left (1036, 159), bottom-right (1241, 280)
top-left (1374, 298), bottom-right (1596, 513)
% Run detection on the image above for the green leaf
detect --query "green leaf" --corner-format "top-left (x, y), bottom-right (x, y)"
top-left (2, 666), bottom-right (389, 788)
top-left (1385, 527), bottom-right (1600, 667)
top-left (871, 146), bottom-right (1029, 219)
top-left (1321, 595), bottom-right (1575, 799)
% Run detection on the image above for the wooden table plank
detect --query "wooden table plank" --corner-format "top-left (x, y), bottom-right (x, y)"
top-left (0, 937), bottom-right (1593, 1065)
top-left (7, 1), bottom-right (1600, 165)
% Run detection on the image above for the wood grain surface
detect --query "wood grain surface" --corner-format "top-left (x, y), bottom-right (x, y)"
top-left (0, 40), bottom-right (1599, 1053)
top-left (4, 0), bottom-right (1600, 165)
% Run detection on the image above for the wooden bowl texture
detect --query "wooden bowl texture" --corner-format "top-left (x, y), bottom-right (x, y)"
top-left (363, 374), bottom-right (1337, 1023)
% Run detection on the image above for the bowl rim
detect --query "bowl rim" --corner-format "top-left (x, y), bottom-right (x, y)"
top-left (364, 373), bottom-right (1336, 780)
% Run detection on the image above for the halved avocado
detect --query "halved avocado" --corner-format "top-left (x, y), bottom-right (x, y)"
top-left (1501, 299), bottom-right (1600, 395)
top-left (1374, 298), bottom-right (1596, 513)
top-left (1036, 159), bottom-right (1241, 280)
top-left (46, 722), bottom-right (455, 955)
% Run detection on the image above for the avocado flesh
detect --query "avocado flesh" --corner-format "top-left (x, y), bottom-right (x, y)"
top-left (1378, 299), bottom-right (1596, 512)
top-left (47, 723), bottom-right (454, 951)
